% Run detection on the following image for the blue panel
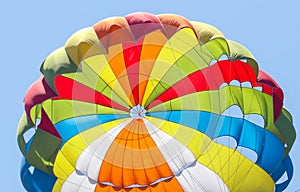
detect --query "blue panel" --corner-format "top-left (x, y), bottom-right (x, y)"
top-left (257, 131), bottom-right (284, 173)
top-left (147, 110), bottom-right (285, 179)
top-left (274, 156), bottom-right (294, 192)
top-left (148, 111), bottom-right (244, 140)
top-left (239, 122), bottom-right (265, 155)
top-left (20, 158), bottom-right (56, 192)
top-left (55, 114), bottom-right (129, 144)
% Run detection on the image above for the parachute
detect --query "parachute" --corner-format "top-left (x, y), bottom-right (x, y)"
top-left (17, 12), bottom-right (296, 192)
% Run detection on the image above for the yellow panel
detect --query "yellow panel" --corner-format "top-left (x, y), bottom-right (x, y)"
top-left (86, 55), bottom-right (132, 106)
top-left (53, 151), bottom-right (74, 180)
top-left (52, 179), bottom-right (63, 192)
top-left (142, 28), bottom-right (198, 106)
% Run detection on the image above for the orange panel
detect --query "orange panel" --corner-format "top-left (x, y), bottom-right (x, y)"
top-left (139, 44), bottom-right (164, 104)
top-left (98, 120), bottom-right (174, 187)
top-left (105, 45), bottom-right (135, 106)
top-left (159, 177), bottom-right (184, 192)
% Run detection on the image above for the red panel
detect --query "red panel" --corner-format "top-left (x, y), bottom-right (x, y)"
top-left (38, 109), bottom-right (61, 138)
top-left (123, 41), bottom-right (143, 105)
top-left (125, 12), bottom-right (163, 41)
top-left (24, 76), bottom-right (57, 123)
top-left (258, 70), bottom-right (284, 121)
top-left (54, 75), bottom-right (129, 112)
top-left (146, 60), bottom-right (277, 109)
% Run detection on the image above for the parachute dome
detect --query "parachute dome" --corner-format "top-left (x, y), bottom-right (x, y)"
top-left (17, 12), bottom-right (296, 192)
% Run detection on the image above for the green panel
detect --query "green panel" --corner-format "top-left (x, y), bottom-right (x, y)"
top-left (275, 108), bottom-right (296, 156)
top-left (205, 38), bottom-right (229, 59)
top-left (191, 21), bottom-right (225, 44)
top-left (17, 112), bottom-right (34, 155)
top-left (29, 104), bottom-right (42, 125)
top-left (25, 129), bottom-right (62, 175)
top-left (40, 47), bottom-right (78, 93)
top-left (42, 99), bottom-right (127, 124)
top-left (227, 40), bottom-right (258, 76)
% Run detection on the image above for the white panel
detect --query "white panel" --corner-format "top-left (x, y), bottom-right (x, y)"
top-left (177, 162), bottom-right (230, 192)
top-left (143, 119), bottom-right (229, 192)
top-left (76, 119), bottom-right (132, 181)
top-left (61, 171), bottom-right (96, 192)
top-left (143, 119), bottom-right (195, 175)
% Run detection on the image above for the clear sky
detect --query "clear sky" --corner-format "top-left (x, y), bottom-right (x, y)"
top-left (1, 0), bottom-right (299, 191)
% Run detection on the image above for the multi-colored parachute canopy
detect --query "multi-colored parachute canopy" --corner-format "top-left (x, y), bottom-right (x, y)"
top-left (17, 12), bottom-right (296, 192)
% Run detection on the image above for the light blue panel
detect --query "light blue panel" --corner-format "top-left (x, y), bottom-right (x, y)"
top-left (55, 114), bottom-right (129, 144)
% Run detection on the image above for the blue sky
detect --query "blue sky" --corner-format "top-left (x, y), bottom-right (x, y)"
top-left (1, 0), bottom-right (299, 191)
